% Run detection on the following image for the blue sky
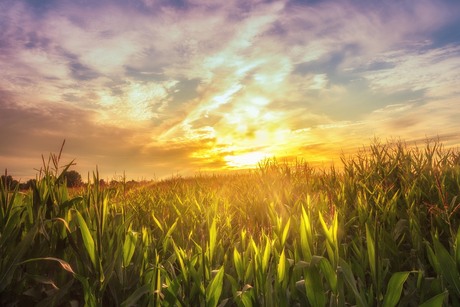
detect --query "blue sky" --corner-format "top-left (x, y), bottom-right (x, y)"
top-left (1, 0), bottom-right (460, 180)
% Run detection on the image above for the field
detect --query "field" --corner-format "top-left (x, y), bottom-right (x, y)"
top-left (1, 140), bottom-right (460, 306)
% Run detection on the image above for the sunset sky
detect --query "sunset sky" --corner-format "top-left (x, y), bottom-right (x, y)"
top-left (1, 0), bottom-right (460, 180)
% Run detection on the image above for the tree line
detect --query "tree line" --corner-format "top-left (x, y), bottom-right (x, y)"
top-left (2, 170), bottom-right (83, 190)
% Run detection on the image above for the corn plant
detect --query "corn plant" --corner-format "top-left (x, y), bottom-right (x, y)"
top-left (2, 139), bottom-right (460, 306)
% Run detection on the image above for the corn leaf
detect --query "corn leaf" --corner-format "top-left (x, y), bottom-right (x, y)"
top-left (318, 257), bottom-right (337, 293)
top-left (75, 209), bottom-right (97, 269)
top-left (382, 271), bottom-right (410, 307)
top-left (277, 249), bottom-right (286, 283)
top-left (281, 218), bottom-right (291, 246)
top-left (456, 226), bottom-right (460, 269)
top-left (206, 266), bottom-right (224, 307)
top-left (123, 230), bottom-right (138, 268)
top-left (305, 267), bottom-right (326, 307)
top-left (209, 218), bottom-right (217, 264)
top-left (366, 224), bottom-right (376, 281)
top-left (120, 284), bottom-right (151, 307)
top-left (339, 259), bottom-right (368, 307)
top-left (20, 257), bottom-right (76, 275)
top-left (300, 206), bottom-right (313, 261)
top-left (419, 291), bottom-right (448, 307)
top-left (262, 238), bottom-right (271, 273)
top-left (433, 238), bottom-right (460, 295)
top-left (234, 248), bottom-right (243, 281)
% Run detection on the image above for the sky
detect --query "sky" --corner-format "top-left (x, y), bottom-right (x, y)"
top-left (1, 0), bottom-right (460, 181)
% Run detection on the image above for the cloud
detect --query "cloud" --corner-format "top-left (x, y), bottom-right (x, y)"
top-left (1, 0), bottom-right (460, 179)
top-left (362, 44), bottom-right (460, 99)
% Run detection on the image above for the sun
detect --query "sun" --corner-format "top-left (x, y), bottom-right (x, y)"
top-left (224, 151), bottom-right (270, 168)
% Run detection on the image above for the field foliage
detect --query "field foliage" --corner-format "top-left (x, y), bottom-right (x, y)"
top-left (1, 140), bottom-right (460, 306)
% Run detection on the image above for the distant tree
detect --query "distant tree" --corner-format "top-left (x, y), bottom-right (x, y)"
top-left (1, 174), bottom-right (19, 190)
top-left (19, 179), bottom-right (36, 190)
top-left (63, 170), bottom-right (82, 187)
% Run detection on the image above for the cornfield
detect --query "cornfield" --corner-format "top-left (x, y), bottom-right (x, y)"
top-left (1, 139), bottom-right (460, 306)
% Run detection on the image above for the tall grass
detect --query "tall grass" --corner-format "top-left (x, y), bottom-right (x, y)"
top-left (1, 139), bottom-right (459, 306)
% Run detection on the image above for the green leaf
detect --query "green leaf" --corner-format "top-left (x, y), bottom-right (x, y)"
top-left (382, 271), bottom-right (410, 307)
top-left (152, 213), bottom-right (164, 233)
top-left (74, 209), bottom-right (97, 269)
top-left (209, 218), bottom-right (217, 264)
top-left (319, 212), bottom-right (333, 245)
top-left (318, 257), bottom-right (337, 293)
top-left (300, 206), bottom-right (313, 261)
top-left (419, 291), bottom-right (448, 307)
top-left (456, 226), bottom-right (460, 269)
top-left (123, 230), bottom-right (138, 267)
top-left (433, 238), bottom-right (460, 295)
top-left (234, 248), bottom-right (243, 281)
top-left (206, 266), bottom-right (224, 307)
top-left (281, 218), bottom-right (291, 246)
top-left (262, 238), bottom-right (271, 273)
top-left (338, 259), bottom-right (368, 307)
top-left (120, 284), bottom-right (151, 307)
top-left (277, 249), bottom-right (286, 284)
top-left (305, 267), bottom-right (326, 307)
top-left (365, 224), bottom-right (376, 281)
top-left (0, 224), bottom-right (38, 292)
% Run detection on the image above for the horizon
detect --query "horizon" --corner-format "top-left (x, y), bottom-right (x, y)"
top-left (1, 0), bottom-right (460, 180)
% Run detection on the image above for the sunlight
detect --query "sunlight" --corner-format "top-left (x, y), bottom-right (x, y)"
top-left (224, 151), bottom-right (270, 168)
top-left (244, 105), bottom-right (260, 118)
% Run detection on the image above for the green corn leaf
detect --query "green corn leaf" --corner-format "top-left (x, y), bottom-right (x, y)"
top-left (426, 243), bottom-right (440, 274)
top-left (234, 248), bottom-right (243, 281)
top-left (206, 266), bottom-right (224, 307)
top-left (305, 267), bottom-right (326, 307)
top-left (0, 224), bottom-right (38, 292)
top-left (300, 206), bottom-right (313, 261)
top-left (419, 291), bottom-right (448, 307)
top-left (433, 238), bottom-right (460, 295)
top-left (366, 224), bottom-right (376, 281)
top-left (236, 285), bottom-right (254, 307)
top-left (338, 259), bottom-right (368, 307)
top-left (101, 193), bottom-right (108, 234)
top-left (154, 262), bottom-right (162, 307)
top-left (152, 213), bottom-right (164, 233)
top-left (319, 212), bottom-right (333, 245)
top-left (172, 242), bottom-right (188, 281)
top-left (163, 218), bottom-right (178, 251)
top-left (241, 292), bottom-right (253, 307)
top-left (318, 257), bottom-right (337, 293)
top-left (123, 230), bottom-right (138, 267)
top-left (165, 218), bottom-right (178, 238)
top-left (209, 218), bottom-right (217, 264)
top-left (277, 249), bottom-right (286, 284)
top-left (120, 284), bottom-right (151, 307)
top-left (74, 209), bottom-right (97, 269)
top-left (382, 271), bottom-right (410, 307)
top-left (0, 208), bottom-right (22, 250)
top-left (456, 226), bottom-right (460, 269)
top-left (262, 238), bottom-right (271, 273)
top-left (281, 218), bottom-right (291, 246)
